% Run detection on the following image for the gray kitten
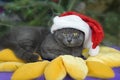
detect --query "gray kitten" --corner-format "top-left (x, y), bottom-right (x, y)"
top-left (0, 27), bottom-right (85, 62)
top-left (40, 28), bottom-right (85, 60)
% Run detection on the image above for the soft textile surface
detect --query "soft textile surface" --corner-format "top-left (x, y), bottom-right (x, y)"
top-left (0, 46), bottom-right (120, 80)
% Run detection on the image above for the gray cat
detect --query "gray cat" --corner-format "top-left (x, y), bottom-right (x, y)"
top-left (0, 27), bottom-right (85, 62)
top-left (41, 28), bottom-right (85, 60)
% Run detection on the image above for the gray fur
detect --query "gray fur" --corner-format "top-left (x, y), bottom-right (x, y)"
top-left (0, 27), bottom-right (50, 62)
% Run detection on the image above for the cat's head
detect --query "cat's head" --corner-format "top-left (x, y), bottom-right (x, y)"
top-left (53, 28), bottom-right (85, 47)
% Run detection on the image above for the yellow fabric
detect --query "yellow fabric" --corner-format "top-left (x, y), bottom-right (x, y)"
top-left (86, 60), bottom-right (114, 78)
top-left (82, 49), bottom-right (90, 58)
top-left (0, 49), bottom-right (23, 62)
top-left (12, 61), bottom-right (49, 80)
top-left (61, 55), bottom-right (88, 80)
top-left (0, 62), bottom-right (24, 72)
top-left (0, 46), bottom-right (119, 80)
top-left (87, 46), bottom-right (120, 67)
top-left (44, 56), bottom-right (66, 80)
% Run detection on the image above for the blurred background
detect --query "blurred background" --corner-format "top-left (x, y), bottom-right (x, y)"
top-left (0, 0), bottom-right (120, 47)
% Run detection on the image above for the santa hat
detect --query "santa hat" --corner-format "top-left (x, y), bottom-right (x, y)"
top-left (51, 11), bottom-right (104, 56)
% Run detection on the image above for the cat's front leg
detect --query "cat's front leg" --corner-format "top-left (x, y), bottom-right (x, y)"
top-left (8, 42), bottom-right (39, 62)
top-left (72, 47), bottom-right (86, 59)
top-left (40, 48), bottom-right (63, 60)
top-left (16, 50), bottom-right (39, 62)
top-left (15, 48), bottom-right (39, 62)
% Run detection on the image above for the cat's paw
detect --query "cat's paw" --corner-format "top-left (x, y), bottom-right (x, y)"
top-left (22, 53), bottom-right (39, 62)
top-left (29, 54), bottom-right (39, 62)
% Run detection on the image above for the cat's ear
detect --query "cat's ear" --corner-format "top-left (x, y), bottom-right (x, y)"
top-left (53, 30), bottom-right (62, 35)
top-left (52, 31), bottom-right (59, 37)
top-left (53, 31), bottom-right (57, 35)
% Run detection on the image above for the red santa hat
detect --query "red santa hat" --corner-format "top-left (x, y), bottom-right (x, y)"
top-left (51, 11), bottom-right (104, 56)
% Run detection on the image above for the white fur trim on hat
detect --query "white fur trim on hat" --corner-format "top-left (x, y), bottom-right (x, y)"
top-left (51, 15), bottom-right (90, 41)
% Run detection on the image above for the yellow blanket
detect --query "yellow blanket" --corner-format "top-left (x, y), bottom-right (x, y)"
top-left (0, 46), bottom-right (120, 80)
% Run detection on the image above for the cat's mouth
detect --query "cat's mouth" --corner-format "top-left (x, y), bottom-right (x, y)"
top-left (64, 43), bottom-right (76, 47)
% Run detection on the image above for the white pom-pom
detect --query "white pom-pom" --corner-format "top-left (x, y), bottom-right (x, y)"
top-left (88, 46), bottom-right (100, 56)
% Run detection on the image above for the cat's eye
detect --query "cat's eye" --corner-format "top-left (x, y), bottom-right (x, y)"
top-left (63, 33), bottom-right (67, 36)
top-left (73, 33), bottom-right (78, 36)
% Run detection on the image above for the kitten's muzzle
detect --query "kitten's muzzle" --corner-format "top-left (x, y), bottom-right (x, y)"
top-left (67, 39), bottom-right (72, 43)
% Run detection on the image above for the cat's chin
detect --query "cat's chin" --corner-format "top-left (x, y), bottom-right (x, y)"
top-left (64, 43), bottom-right (82, 47)
top-left (65, 44), bottom-right (77, 47)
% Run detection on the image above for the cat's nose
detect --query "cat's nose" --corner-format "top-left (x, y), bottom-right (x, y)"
top-left (67, 39), bottom-right (72, 43)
